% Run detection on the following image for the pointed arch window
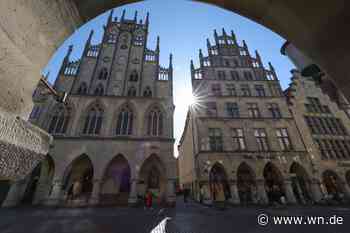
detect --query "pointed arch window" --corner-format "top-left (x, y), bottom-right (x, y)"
top-left (147, 107), bottom-right (163, 136)
top-left (129, 70), bottom-right (139, 82)
top-left (82, 104), bottom-right (104, 135)
top-left (98, 67), bottom-right (108, 80)
top-left (128, 86), bottom-right (137, 97)
top-left (94, 84), bottom-right (104, 96)
top-left (143, 87), bottom-right (152, 97)
top-left (77, 83), bottom-right (87, 94)
top-left (48, 105), bottom-right (71, 134)
top-left (116, 105), bottom-right (133, 135)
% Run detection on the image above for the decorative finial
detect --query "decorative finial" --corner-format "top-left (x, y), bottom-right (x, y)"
top-left (190, 59), bottom-right (194, 71)
top-left (222, 28), bottom-right (227, 36)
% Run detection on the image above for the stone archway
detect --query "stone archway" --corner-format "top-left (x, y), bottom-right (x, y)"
top-left (62, 154), bottom-right (94, 205)
top-left (21, 163), bottom-right (42, 205)
top-left (290, 162), bottom-right (312, 204)
top-left (139, 154), bottom-right (166, 204)
top-left (263, 162), bottom-right (285, 204)
top-left (209, 163), bottom-right (231, 202)
top-left (322, 170), bottom-right (344, 202)
top-left (100, 154), bottom-right (131, 205)
top-left (237, 162), bottom-right (257, 204)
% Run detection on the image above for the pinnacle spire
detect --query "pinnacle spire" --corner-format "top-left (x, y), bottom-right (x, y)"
top-left (255, 50), bottom-right (263, 66)
top-left (145, 12), bottom-right (149, 26)
top-left (121, 9), bottom-right (126, 21)
top-left (222, 28), bottom-right (227, 36)
top-left (207, 38), bottom-right (211, 47)
top-left (231, 30), bottom-right (237, 44)
top-left (156, 36), bottom-right (160, 52)
top-left (107, 9), bottom-right (114, 24)
top-left (134, 11), bottom-right (138, 22)
top-left (169, 54), bottom-right (173, 69)
top-left (190, 59), bottom-right (194, 71)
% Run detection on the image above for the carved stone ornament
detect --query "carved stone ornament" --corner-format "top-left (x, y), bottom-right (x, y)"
top-left (0, 109), bottom-right (52, 180)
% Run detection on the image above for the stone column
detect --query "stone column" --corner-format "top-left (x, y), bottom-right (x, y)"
top-left (202, 181), bottom-right (212, 205)
top-left (45, 179), bottom-right (63, 206)
top-left (229, 180), bottom-right (240, 205)
top-left (2, 179), bottom-right (27, 207)
top-left (166, 179), bottom-right (176, 207)
top-left (310, 178), bottom-right (323, 202)
top-left (128, 179), bottom-right (138, 206)
top-left (340, 180), bottom-right (350, 200)
top-left (256, 179), bottom-right (268, 205)
top-left (284, 178), bottom-right (297, 204)
top-left (89, 179), bottom-right (101, 206)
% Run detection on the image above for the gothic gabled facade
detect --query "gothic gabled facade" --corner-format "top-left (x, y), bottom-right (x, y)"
top-left (178, 29), bottom-right (322, 205)
top-left (2, 10), bottom-right (176, 208)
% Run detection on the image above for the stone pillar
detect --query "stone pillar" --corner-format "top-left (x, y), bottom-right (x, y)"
top-left (202, 181), bottom-right (212, 205)
top-left (256, 179), bottom-right (268, 205)
top-left (284, 178), bottom-right (297, 204)
top-left (89, 179), bottom-right (101, 206)
top-left (310, 178), bottom-right (323, 202)
top-left (45, 179), bottom-right (63, 206)
top-left (166, 179), bottom-right (176, 206)
top-left (340, 180), bottom-right (350, 200)
top-left (128, 179), bottom-right (138, 206)
top-left (229, 180), bottom-right (240, 205)
top-left (2, 179), bottom-right (27, 207)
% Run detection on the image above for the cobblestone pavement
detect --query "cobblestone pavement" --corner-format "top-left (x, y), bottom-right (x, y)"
top-left (1, 198), bottom-right (350, 233)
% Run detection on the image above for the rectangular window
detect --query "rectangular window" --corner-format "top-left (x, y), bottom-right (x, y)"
top-left (226, 102), bottom-right (240, 118)
top-left (226, 84), bottom-right (236, 96)
top-left (255, 85), bottom-right (266, 97)
top-left (336, 118), bottom-right (347, 135)
top-left (209, 128), bottom-right (223, 151)
top-left (217, 71), bottom-right (226, 80)
top-left (248, 103), bottom-right (260, 118)
top-left (232, 128), bottom-right (246, 151)
top-left (314, 139), bottom-right (327, 159)
top-left (243, 71), bottom-right (253, 80)
top-left (254, 128), bottom-right (269, 151)
top-left (241, 84), bottom-right (251, 96)
top-left (205, 102), bottom-right (217, 117)
top-left (305, 116), bottom-right (316, 134)
top-left (307, 97), bottom-right (323, 113)
top-left (230, 71), bottom-right (240, 80)
top-left (276, 128), bottom-right (293, 151)
top-left (268, 103), bottom-right (282, 118)
top-left (211, 83), bottom-right (222, 96)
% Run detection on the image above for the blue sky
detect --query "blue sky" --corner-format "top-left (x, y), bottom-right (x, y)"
top-left (43, 0), bottom-right (295, 156)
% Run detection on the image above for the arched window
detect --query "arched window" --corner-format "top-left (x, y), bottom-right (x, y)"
top-left (94, 84), bottom-right (104, 96)
top-left (116, 105), bottom-right (133, 135)
top-left (82, 104), bottom-right (104, 135)
top-left (77, 83), bottom-right (87, 94)
top-left (48, 105), bottom-right (71, 134)
top-left (129, 70), bottom-right (138, 82)
top-left (98, 68), bottom-right (108, 80)
top-left (127, 87), bottom-right (137, 97)
top-left (143, 87), bottom-right (152, 97)
top-left (147, 106), bottom-right (163, 136)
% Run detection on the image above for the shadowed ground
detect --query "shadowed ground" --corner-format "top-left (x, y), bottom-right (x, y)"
top-left (0, 197), bottom-right (349, 233)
